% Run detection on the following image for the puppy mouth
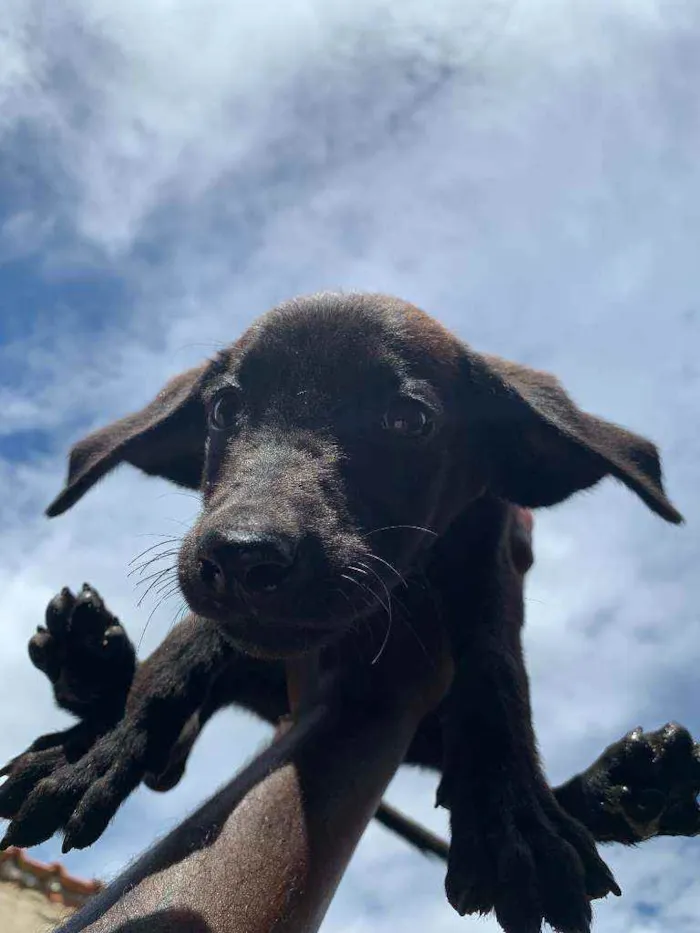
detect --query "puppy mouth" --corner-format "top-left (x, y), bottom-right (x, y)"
top-left (179, 568), bottom-right (397, 658)
top-left (229, 617), bottom-right (342, 658)
top-left (179, 580), bottom-right (346, 641)
top-left (190, 598), bottom-right (344, 658)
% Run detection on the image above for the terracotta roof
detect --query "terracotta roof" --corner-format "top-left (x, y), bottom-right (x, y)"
top-left (0, 847), bottom-right (103, 910)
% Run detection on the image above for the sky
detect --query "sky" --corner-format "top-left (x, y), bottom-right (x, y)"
top-left (0, 0), bottom-right (699, 930)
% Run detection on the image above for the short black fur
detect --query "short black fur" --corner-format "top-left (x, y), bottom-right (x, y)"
top-left (1, 293), bottom-right (691, 933)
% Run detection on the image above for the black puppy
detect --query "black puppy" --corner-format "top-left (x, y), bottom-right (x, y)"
top-left (0, 293), bottom-right (687, 933)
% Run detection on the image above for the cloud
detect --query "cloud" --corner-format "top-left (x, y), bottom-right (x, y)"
top-left (0, 1), bottom-right (698, 931)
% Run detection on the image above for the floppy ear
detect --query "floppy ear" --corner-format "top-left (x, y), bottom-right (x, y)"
top-left (463, 350), bottom-right (683, 524)
top-left (46, 364), bottom-right (209, 518)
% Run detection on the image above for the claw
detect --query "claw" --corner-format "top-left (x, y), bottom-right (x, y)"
top-left (45, 588), bottom-right (75, 636)
top-left (0, 821), bottom-right (39, 851)
top-left (603, 866), bottom-right (622, 898)
top-left (435, 779), bottom-right (449, 809)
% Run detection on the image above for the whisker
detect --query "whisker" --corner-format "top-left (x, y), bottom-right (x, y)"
top-left (354, 564), bottom-right (397, 666)
top-left (129, 539), bottom-right (180, 566)
top-left (341, 574), bottom-right (386, 613)
top-left (363, 553), bottom-right (407, 588)
top-left (375, 589), bottom-right (432, 668)
top-left (129, 547), bottom-right (180, 574)
top-left (370, 612), bottom-right (392, 665)
top-left (171, 340), bottom-right (228, 355)
top-left (133, 533), bottom-right (183, 540)
top-left (130, 557), bottom-right (179, 583)
top-left (154, 492), bottom-right (201, 503)
top-left (133, 564), bottom-right (176, 587)
top-left (337, 578), bottom-right (376, 649)
top-left (361, 525), bottom-right (438, 539)
top-left (339, 573), bottom-right (361, 588)
top-left (152, 574), bottom-right (180, 598)
top-left (155, 583), bottom-right (182, 604)
top-left (136, 570), bottom-right (177, 609)
top-left (169, 600), bottom-right (190, 632)
top-left (356, 563), bottom-right (393, 611)
top-left (130, 560), bottom-right (178, 583)
top-left (138, 584), bottom-right (182, 648)
top-left (340, 574), bottom-right (383, 617)
top-left (344, 568), bottom-right (392, 666)
top-left (129, 552), bottom-right (179, 577)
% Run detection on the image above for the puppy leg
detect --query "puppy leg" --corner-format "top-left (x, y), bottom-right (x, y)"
top-left (436, 507), bottom-right (618, 933)
top-left (0, 584), bottom-right (136, 819)
top-left (141, 655), bottom-right (283, 791)
top-left (0, 612), bottom-right (235, 851)
top-left (439, 648), bottom-right (619, 933)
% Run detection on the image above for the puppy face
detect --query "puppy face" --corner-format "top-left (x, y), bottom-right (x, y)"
top-left (47, 292), bottom-right (681, 660)
top-left (177, 294), bottom-right (484, 656)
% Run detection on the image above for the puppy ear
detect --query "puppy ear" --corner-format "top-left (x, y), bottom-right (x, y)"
top-left (46, 364), bottom-right (209, 518)
top-left (464, 350), bottom-right (683, 524)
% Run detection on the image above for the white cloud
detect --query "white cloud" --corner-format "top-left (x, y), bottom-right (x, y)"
top-left (0, 1), bottom-right (698, 931)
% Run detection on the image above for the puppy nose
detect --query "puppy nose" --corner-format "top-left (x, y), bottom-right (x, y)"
top-left (198, 531), bottom-right (298, 596)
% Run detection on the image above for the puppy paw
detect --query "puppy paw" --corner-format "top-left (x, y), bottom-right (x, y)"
top-left (0, 723), bottom-right (98, 821)
top-left (586, 722), bottom-right (700, 841)
top-left (0, 719), bottom-right (148, 852)
top-left (29, 584), bottom-right (136, 720)
top-left (445, 788), bottom-right (619, 933)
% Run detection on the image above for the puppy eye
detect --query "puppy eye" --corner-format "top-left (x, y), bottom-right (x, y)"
top-left (381, 399), bottom-right (434, 438)
top-left (209, 390), bottom-right (240, 432)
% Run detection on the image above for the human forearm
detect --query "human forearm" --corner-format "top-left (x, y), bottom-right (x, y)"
top-left (54, 684), bottom-right (425, 933)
